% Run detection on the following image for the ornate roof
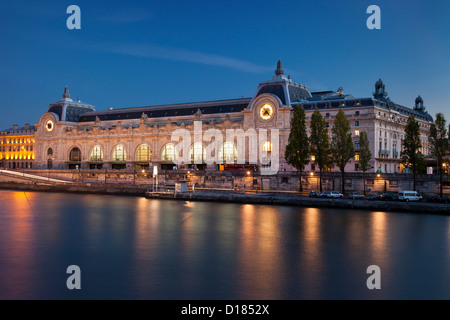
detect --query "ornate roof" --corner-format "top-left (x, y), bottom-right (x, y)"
top-left (78, 98), bottom-right (251, 123)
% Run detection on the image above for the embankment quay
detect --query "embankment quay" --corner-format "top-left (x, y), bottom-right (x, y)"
top-left (1, 180), bottom-right (449, 215)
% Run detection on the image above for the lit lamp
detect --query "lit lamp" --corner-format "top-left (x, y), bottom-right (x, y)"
top-left (310, 172), bottom-right (314, 176)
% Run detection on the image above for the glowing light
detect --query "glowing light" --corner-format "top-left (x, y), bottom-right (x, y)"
top-left (310, 172), bottom-right (314, 176)
top-left (259, 104), bottom-right (274, 120)
top-left (262, 141), bottom-right (272, 152)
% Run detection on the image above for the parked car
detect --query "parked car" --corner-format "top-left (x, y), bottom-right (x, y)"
top-left (381, 193), bottom-right (397, 201)
top-left (309, 191), bottom-right (320, 198)
top-left (319, 191), bottom-right (343, 198)
top-left (427, 195), bottom-right (449, 204)
top-left (348, 192), bottom-right (365, 200)
top-left (398, 191), bottom-right (423, 202)
top-left (319, 191), bottom-right (331, 198)
top-left (366, 194), bottom-right (382, 200)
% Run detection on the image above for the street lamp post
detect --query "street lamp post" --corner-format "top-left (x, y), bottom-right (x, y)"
top-left (310, 171), bottom-right (317, 190)
top-left (153, 165), bottom-right (158, 192)
top-left (377, 173), bottom-right (381, 193)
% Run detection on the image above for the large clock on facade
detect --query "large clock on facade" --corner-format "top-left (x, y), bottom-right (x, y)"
top-left (46, 120), bottom-right (54, 132)
top-left (259, 104), bottom-right (274, 120)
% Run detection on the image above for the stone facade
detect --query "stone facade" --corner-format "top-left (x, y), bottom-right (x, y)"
top-left (0, 124), bottom-right (36, 169)
top-left (34, 61), bottom-right (434, 181)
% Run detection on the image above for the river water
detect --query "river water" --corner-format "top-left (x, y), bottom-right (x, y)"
top-left (0, 190), bottom-right (449, 300)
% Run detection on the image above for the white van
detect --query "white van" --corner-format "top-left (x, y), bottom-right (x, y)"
top-left (398, 191), bottom-right (422, 202)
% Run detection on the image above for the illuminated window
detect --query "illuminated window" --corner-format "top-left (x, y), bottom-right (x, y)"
top-left (190, 142), bottom-right (205, 163)
top-left (69, 147), bottom-right (81, 162)
top-left (311, 155), bottom-right (316, 161)
top-left (112, 145), bottom-right (126, 162)
top-left (355, 154), bottom-right (360, 161)
top-left (161, 143), bottom-right (177, 162)
top-left (218, 142), bottom-right (237, 163)
top-left (262, 141), bottom-right (272, 152)
top-left (136, 144), bottom-right (151, 162)
top-left (355, 130), bottom-right (360, 136)
top-left (90, 145), bottom-right (104, 162)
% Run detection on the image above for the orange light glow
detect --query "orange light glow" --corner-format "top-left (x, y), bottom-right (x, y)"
top-left (1, 133), bottom-right (35, 165)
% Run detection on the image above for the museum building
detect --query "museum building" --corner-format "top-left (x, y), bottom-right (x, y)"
top-left (34, 61), bottom-right (433, 174)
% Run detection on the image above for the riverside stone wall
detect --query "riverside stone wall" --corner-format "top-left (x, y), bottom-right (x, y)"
top-left (2, 169), bottom-right (449, 195)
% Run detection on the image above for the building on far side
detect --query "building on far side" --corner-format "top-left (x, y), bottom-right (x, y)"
top-left (0, 124), bottom-right (36, 169)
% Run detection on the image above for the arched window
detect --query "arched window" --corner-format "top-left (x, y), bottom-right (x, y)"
top-left (112, 145), bottom-right (126, 162)
top-left (136, 144), bottom-right (151, 162)
top-left (161, 143), bottom-right (177, 162)
top-left (190, 142), bottom-right (206, 163)
top-left (69, 147), bottom-right (81, 162)
top-left (262, 141), bottom-right (272, 152)
top-left (261, 141), bottom-right (272, 166)
top-left (47, 148), bottom-right (53, 156)
top-left (90, 146), bottom-right (103, 162)
top-left (218, 142), bottom-right (237, 163)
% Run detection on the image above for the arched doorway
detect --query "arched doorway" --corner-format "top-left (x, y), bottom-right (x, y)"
top-left (135, 144), bottom-right (151, 170)
top-left (47, 148), bottom-right (53, 169)
top-left (160, 143), bottom-right (177, 170)
top-left (111, 145), bottom-right (127, 170)
top-left (89, 145), bottom-right (103, 169)
top-left (189, 142), bottom-right (206, 170)
top-left (68, 147), bottom-right (81, 169)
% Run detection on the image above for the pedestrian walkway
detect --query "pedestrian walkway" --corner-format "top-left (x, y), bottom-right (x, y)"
top-left (0, 169), bottom-right (74, 184)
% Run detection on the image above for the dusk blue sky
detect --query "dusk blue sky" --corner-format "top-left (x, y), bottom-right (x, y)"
top-left (0, 0), bottom-right (449, 130)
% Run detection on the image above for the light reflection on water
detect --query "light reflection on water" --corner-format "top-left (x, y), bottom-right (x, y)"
top-left (0, 190), bottom-right (449, 299)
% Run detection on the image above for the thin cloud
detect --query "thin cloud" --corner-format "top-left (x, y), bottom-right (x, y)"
top-left (94, 43), bottom-right (273, 74)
